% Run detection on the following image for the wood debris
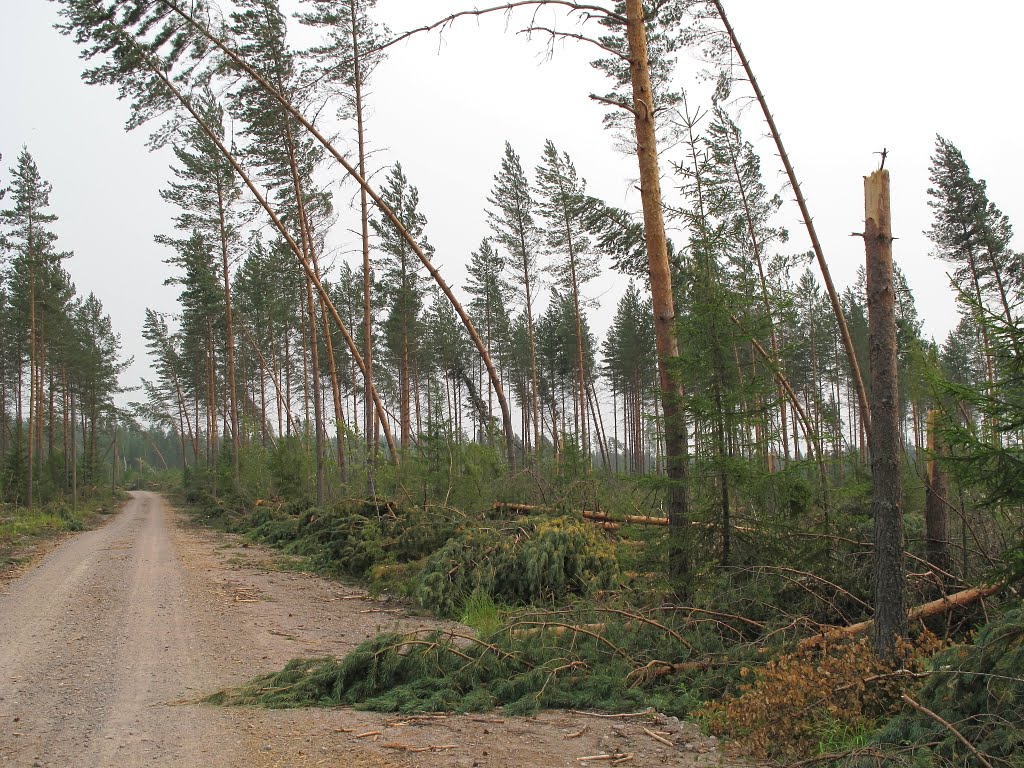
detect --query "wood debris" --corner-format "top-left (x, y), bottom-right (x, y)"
top-left (576, 753), bottom-right (634, 763)
top-left (642, 726), bottom-right (674, 747)
top-left (381, 743), bottom-right (457, 753)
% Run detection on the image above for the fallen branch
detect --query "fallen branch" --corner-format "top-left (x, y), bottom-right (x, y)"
top-left (642, 726), bottom-right (675, 747)
top-left (381, 743), bottom-right (457, 753)
top-left (626, 657), bottom-right (717, 685)
top-left (569, 708), bottom-right (654, 719)
top-left (577, 753), bottom-right (634, 763)
top-left (800, 583), bottom-right (1004, 648)
top-left (901, 694), bottom-right (994, 768)
top-left (510, 621), bottom-right (607, 638)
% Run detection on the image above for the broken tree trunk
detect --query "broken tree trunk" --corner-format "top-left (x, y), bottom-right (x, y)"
top-left (801, 583), bottom-right (1004, 649)
top-left (864, 168), bottom-right (907, 660)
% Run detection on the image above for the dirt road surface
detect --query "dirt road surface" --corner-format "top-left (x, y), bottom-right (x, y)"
top-left (0, 491), bottom-right (726, 767)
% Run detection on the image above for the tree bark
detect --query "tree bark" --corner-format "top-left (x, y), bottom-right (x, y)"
top-left (349, 0), bottom-right (378, 495)
top-left (625, 0), bottom-right (689, 579)
top-left (215, 171), bottom-right (241, 489)
top-left (925, 409), bottom-right (951, 576)
top-left (864, 169), bottom-right (906, 659)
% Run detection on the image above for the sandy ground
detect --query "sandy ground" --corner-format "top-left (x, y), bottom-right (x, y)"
top-left (0, 491), bottom-right (728, 767)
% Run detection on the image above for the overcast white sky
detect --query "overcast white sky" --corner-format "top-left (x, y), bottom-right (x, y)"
top-left (2, 1), bottom-right (1023, 400)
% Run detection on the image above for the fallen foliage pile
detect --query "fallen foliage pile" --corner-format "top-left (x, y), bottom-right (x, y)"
top-left (210, 605), bottom-right (759, 716)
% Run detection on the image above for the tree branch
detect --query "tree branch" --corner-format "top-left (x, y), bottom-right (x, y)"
top-left (369, 1), bottom-right (622, 54)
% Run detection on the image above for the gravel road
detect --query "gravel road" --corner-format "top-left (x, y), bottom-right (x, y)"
top-left (0, 491), bottom-right (726, 768)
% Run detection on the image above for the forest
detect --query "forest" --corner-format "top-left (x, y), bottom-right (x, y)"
top-left (1, 1), bottom-right (1021, 765)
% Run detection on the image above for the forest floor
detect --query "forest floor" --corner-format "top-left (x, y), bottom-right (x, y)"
top-left (0, 491), bottom-right (733, 768)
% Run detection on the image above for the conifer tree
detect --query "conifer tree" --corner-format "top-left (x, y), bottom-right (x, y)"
top-left (159, 94), bottom-right (245, 487)
top-left (536, 140), bottom-right (598, 460)
top-left (372, 163), bottom-right (433, 451)
top-left (0, 149), bottom-right (71, 506)
top-left (465, 238), bottom-right (510, 443)
top-left (488, 142), bottom-right (544, 456)
top-left (927, 135), bottom-right (1022, 382)
top-left (299, 0), bottom-right (388, 476)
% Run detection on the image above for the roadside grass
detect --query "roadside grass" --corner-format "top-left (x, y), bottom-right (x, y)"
top-left (0, 495), bottom-right (122, 569)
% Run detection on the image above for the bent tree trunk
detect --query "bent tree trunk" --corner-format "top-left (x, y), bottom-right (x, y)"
top-left (157, 0), bottom-right (517, 467)
top-left (712, 0), bottom-right (871, 442)
top-left (624, 0), bottom-right (690, 580)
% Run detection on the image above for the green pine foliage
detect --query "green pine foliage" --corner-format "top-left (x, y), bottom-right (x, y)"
top-left (415, 518), bottom-right (619, 617)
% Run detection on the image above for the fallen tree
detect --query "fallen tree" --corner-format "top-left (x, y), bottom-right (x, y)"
top-left (800, 583), bottom-right (1005, 648)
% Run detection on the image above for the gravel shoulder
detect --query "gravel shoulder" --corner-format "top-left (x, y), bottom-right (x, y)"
top-left (0, 491), bottom-right (729, 768)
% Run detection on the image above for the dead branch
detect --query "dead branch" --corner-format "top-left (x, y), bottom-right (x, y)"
top-left (520, 26), bottom-right (628, 59)
top-left (595, 608), bottom-right (694, 652)
top-left (569, 708), bottom-right (654, 719)
top-left (642, 726), bottom-right (675, 747)
top-left (577, 752), bottom-right (634, 762)
top-left (589, 93), bottom-right (637, 115)
top-left (626, 657), bottom-right (717, 685)
top-left (370, 1), bottom-right (622, 55)
top-left (901, 693), bottom-right (994, 768)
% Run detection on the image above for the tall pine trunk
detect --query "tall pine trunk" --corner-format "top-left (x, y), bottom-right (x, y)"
top-left (625, 0), bottom-right (689, 578)
top-left (864, 169), bottom-right (906, 659)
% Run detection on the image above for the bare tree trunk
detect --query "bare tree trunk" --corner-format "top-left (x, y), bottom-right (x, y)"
top-left (864, 169), bottom-right (906, 659)
top-left (625, 0), bottom-right (689, 580)
top-left (320, 304), bottom-right (347, 482)
top-left (349, 0), bottom-right (377, 495)
top-left (306, 276), bottom-right (325, 504)
top-left (70, 386), bottom-right (77, 512)
top-left (215, 173), bottom-right (240, 489)
top-left (925, 409), bottom-right (951, 576)
top-left (27, 265), bottom-right (35, 507)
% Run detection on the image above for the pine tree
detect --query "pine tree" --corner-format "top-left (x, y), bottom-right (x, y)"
top-left (160, 94), bottom-right (245, 487)
top-left (488, 142), bottom-right (544, 457)
top-left (299, 0), bottom-right (388, 479)
top-left (927, 135), bottom-right (1022, 382)
top-left (536, 140), bottom-right (599, 461)
top-left (0, 149), bottom-right (71, 506)
top-left (602, 283), bottom-right (657, 474)
top-left (465, 238), bottom-right (510, 444)
top-left (372, 163), bottom-right (433, 452)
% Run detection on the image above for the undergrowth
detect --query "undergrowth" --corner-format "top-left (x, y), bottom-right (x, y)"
top-left (868, 605), bottom-right (1024, 767)
top-left (701, 632), bottom-right (944, 760)
top-left (0, 495), bottom-right (117, 544)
